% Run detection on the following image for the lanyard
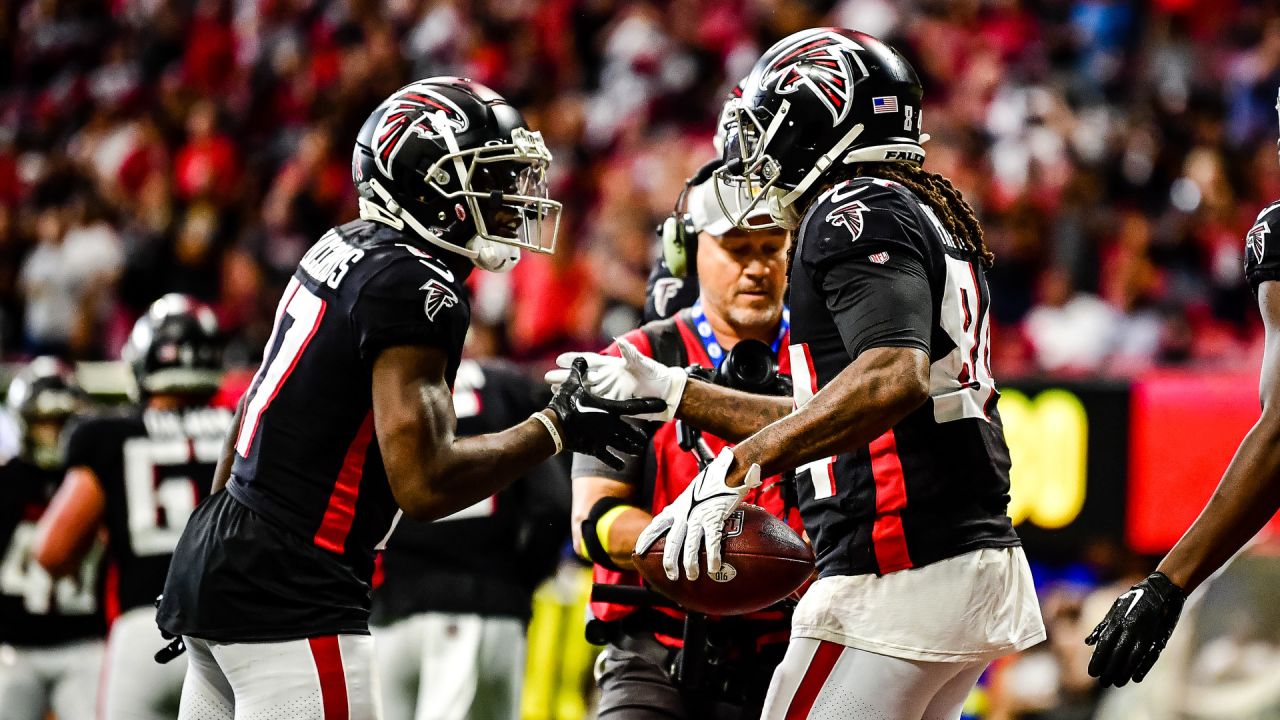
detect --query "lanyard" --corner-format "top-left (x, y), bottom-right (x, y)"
top-left (689, 301), bottom-right (790, 369)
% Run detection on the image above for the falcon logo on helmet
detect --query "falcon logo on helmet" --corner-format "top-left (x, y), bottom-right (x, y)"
top-left (422, 279), bottom-right (459, 321)
top-left (761, 30), bottom-right (866, 125)
top-left (372, 84), bottom-right (470, 180)
top-left (826, 200), bottom-right (869, 241)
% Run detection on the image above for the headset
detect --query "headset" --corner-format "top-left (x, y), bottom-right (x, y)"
top-left (659, 159), bottom-right (722, 278)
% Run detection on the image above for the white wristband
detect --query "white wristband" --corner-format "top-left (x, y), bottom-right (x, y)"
top-left (530, 411), bottom-right (563, 455)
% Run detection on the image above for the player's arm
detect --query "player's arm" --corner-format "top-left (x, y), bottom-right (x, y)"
top-left (728, 346), bottom-right (928, 482)
top-left (1156, 281), bottom-right (1280, 590)
top-left (571, 475), bottom-right (652, 570)
top-left (33, 467), bottom-right (106, 577)
top-left (673, 381), bottom-right (793, 442)
top-left (374, 345), bottom-right (661, 521)
top-left (209, 396), bottom-right (246, 495)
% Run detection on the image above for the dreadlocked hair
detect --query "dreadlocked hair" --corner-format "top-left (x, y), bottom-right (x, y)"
top-left (849, 162), bottom-right (993, 268)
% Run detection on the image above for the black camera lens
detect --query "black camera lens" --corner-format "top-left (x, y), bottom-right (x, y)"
top-left (718, 340), bottom-right (778, 394)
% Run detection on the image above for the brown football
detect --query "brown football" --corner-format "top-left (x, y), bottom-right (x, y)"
top-left (632, 504), bottom-right (815, 615)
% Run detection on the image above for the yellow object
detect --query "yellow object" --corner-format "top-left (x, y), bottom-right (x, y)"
top-left (595, 505), bottom-right (632, 556)
top-left (522, 565), bottom-right (599, 720)
top-left (1000, 389), bottom-right (1089, 529)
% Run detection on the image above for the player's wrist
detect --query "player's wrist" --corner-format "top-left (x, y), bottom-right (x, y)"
top-left (530, 410), bottom-right (564, 455)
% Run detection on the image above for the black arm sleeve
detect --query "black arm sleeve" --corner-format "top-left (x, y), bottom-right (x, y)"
top-left (799, 178), bottom-right (934, 359)
top-left (819, 245), bottom-right (932, 359)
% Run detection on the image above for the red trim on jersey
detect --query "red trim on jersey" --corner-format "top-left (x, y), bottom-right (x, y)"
top-left (314, 412), bottom-right (376, 554)
top-left (785, 640), bottom-right (843, 719)
top-left (103, 560), bottom-right (120, 627)
top-left (869, 430), bottom-right (914, 574)
top-left (308, 635), bottom-right (349, 719)
top-left (239, 282), bottom-right (328, 454)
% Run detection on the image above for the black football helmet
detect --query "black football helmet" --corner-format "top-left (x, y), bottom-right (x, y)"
top-left (714, 28), bottom-right (927, 229)
top-left (122, 294), bottom-right (224, 400)
top-left (6, 357), bottom-right (82, 469)
top-left (352, 76), bottom-right (562, 273)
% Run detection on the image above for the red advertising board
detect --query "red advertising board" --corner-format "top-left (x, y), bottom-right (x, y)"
top-left (1127, 370), bottom-right (1279, 553)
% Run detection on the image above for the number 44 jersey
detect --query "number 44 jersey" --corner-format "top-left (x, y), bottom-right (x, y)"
top-left (786, 176), bottom-right (1021, 580)
top-left (159, 219), bottom-right (471, 642)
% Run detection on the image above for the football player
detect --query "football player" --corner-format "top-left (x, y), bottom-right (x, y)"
top-left (558, 29), bottom-right (1047, 718)
top-left (155, 77), bottom-right (659, 719)
top-left (562, 176), bottom-right (800, 718)
top-left (370, 358), bottom-right (568, 720)
top-left (0, 358), bottom-right (104, 720)
top-left (34, 295), bottom-right (233, 720)
top-left (1084, 90), bottom-right (1280, 688)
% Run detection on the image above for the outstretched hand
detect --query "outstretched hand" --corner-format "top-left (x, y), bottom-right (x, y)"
top-left (546, 358), bottom-right (666, 469)
top-left (1085, 572), bottom-right (1186, 687)
top-left (544, 339), bottom-right (687, 422)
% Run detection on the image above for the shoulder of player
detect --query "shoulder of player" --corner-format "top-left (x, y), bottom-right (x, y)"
top-left (1246, 199), bottom-right (1280, 264)
top-left (353, 242), bottom-right (466, 304)
top-left (63, 412), bottom-right (143, 461)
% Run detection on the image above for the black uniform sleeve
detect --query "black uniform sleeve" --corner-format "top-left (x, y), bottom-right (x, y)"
top-left (800, 179), bottom-right (933, 358)
top-left (351, 257), bottom-right (469, 362)
top-left (1245, 201), bottom-right (1280, 293)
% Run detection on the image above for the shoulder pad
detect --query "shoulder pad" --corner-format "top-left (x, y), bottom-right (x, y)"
top-left (799, 177), bottom-right (923, 268)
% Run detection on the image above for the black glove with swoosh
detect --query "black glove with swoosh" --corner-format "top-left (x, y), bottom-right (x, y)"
top-left (1086, 571), bottom-right (1186, 687)
top-left (546, 358), bottom-right (666, 470)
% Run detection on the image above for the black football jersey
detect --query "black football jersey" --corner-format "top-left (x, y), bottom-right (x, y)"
top-left (160, 219), bottom-right (472, 641)
top-left (1245, 200), bottom-right (1280, 293)
top-left (787, 176), bottom-right (1020, 579)
top-left (0, 459), bottom-right (105, 645)
top-left (63, 407), bottom-right (230, 616)
top-left (370, 360), bottom-right (567, 625)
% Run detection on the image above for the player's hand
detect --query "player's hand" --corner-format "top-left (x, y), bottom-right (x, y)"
top-left (635, 448), bottom-right (760, 581)
top-left (1086, 571), bottom-right (1186, 687)
top-left (546, 358), bottom-right (666, 470)
top-left (544, 339), bottom-right (687, 422)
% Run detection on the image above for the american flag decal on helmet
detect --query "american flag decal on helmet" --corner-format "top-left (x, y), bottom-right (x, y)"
top-left (421, 279), bottom-right (459, 321)
top-left (762, 30), bottom-right (867, 125)
top-left (372, 83), bottom-right (470, 180)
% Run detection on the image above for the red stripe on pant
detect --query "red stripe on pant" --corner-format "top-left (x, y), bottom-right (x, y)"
top-left (314, 412), bottom-right (376, 553)
top-left (309, 636), bottom-right (349, 719)
top-left (785, 640), bottom-right (843, 719)
top-left (869, 430), bottom-right (913, 574)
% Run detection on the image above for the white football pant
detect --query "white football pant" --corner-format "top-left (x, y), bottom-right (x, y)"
top-left (760, 638), bottom-right (987, 720)
top-left (0, 638), bottom-right (104, 720)
top-left (102, 606), bottom-right (187, 720)
top-left (177, 633), bottom-right (380, 720)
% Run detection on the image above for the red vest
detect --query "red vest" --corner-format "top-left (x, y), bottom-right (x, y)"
top-left (588, 309), bottom-right (801, 643)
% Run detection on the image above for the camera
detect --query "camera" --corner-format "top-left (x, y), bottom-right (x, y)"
top-left (704, 339), bottom-right (792, 397)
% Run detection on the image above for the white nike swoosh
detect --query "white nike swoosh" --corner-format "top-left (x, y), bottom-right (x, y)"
top-left (394, 243), bottom-right (455, 281)
top-left (1122, 588), bottom-right (1144, 618)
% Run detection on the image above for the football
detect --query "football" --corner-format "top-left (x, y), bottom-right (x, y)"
top-left (632, 504), bottom-right (815, 615)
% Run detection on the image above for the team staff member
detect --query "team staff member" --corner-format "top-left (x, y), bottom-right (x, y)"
top-left (155, 77), bottom-right (658, 718)
top-left (35, 295), bottom-right (233, 720)
top-left (561, 29), bottom-right (1046, 718)
top-left (0, 359), bottom-right (104, 720)
top-left (566, 179), bottom-right (799, 718)
top-left (371, 358), bottom-right (568, 720)
top-left (1086, 96), bottom-right (1280, 685)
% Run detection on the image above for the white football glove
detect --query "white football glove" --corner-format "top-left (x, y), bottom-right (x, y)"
top-left (543, 338), bottom-right (687, 422)
top-left (635, 448), bottom-right (761, 581)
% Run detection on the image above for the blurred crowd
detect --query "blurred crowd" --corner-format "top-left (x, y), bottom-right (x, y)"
top-left (3, 0), bottom-right (1280, 376)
